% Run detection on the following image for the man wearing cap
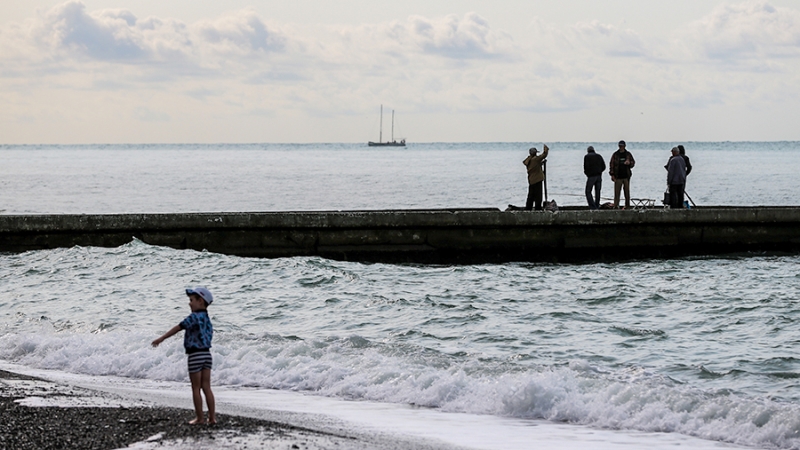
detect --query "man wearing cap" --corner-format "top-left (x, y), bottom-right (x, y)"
top-left (584, 146), bottom-right (605, 209)
top-left (609, 140), bottom-right (636, 209)
top-left (523, 144), bottom-right (550, 211)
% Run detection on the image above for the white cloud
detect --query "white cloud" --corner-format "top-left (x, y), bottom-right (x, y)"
top-left (1, 1), bottom-right (800, 143)
top-left (66, 5), bottom-right (144, 59)
top-left (194, 10), bottom-right (285, 56)
top-left (404, 13), bottom-right (514, 59)
top-left (7, 3), bottom-right (513, 74)
top-left (34, 1), bottom-right (168, 61)
top-left (23, 1), bottom-right (287, 64)
top-left (528, 18), bottom-right (650, 59)
top-left (684, 1), bottom-right (800, 62)
top-left (319, 12), bottom-right (515, 72)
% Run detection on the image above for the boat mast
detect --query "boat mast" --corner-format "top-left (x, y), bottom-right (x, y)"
top-left (379, 105), bottom-right (383, 144)
top-left (391, 110), bottom-right (395, 142)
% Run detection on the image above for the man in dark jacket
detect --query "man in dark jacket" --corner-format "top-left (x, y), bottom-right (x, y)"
top-left (609, 140), bottom-right (636, 208)
top-left (667, 147), bottom-right (687, 208)
top-left (584, 146), bottom-right (605, 209)
top-left (677, 145), bottom-right (692, 176)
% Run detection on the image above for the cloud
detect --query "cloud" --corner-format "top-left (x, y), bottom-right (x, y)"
top-left (5, 7), bottom-right (513, 76)
top-left (60, 4), bottom-right (144, 59)
top-left (513, 2), bottom-right (800, 109)
top-left (331, 13), bottom-right (514, 63)
top-left (404, 13), bottom-right (513, 60)
top-left (685, 1), bottom-right (800, 61)
top-left (570, 20), bottom-right (649, 58)
top-left (27, 1), bottom-right (286, 63)
top-left (528, 18), bottom-right (649, 60)
top-left (194, 10), bottom-right (286, 56)
top-left (525, 1), bottom-right (800, 66)
top-left (34, 1), bottom-right (165, 61)
top-left (1, 0), bottom-right (800, 141)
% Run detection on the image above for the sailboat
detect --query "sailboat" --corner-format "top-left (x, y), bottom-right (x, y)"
top-left (368, 105), bottom-right (406, 147)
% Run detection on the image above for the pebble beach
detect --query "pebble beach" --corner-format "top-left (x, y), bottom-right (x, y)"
top-left (0, 369), bottom-right (447, 450)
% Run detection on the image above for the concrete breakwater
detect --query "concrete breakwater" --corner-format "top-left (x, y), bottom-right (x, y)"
top-left (1, 207), bottom-right (799, 263)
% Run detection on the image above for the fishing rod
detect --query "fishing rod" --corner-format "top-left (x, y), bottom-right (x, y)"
top-left (543, 160), bottom-right (548, 202)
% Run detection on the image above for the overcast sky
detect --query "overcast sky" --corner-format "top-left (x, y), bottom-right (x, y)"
top-left (2, 0), bottom-right (800, 143)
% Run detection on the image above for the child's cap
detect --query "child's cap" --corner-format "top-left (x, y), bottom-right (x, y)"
top-left (186, 287), bottom-right (213, 304)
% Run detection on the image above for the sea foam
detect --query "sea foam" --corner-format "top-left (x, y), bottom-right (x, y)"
top-left (2, 326), bottom-right (800, 449)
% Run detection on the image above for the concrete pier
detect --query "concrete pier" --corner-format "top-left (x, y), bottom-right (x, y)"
top-left (1, 207), bottom-right (800, 263)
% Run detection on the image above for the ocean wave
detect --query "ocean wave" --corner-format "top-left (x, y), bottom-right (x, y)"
top-left (2, 327), bottom-right (800, 449)
top-left (5, 243), bottom-right (800, 448)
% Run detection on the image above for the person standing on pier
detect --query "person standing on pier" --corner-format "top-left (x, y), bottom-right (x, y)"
top-left (609, 140), bottom-right (635, 209)
top-left (667, 147), bottom-right (687, 208)
top-left (678, 145), bottom-right (692, 176)
top-left (664, 145), bottom-right (692, 178)
top-left (523, 144), bottom-right (549, 211)
top-left (678, 144), bottom-right (692, 196)
top-left (584, 146), bottom-right (605, 209)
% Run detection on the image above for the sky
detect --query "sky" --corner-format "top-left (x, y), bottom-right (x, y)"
top-left (1, 0), bottom-right (800, 144)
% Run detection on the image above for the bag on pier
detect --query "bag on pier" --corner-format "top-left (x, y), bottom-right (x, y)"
top-left (543, 200), bottom-right (558, 212)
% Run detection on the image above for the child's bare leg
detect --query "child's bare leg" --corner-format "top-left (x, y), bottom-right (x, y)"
top-left (189, 371), bottom-right (206, 424)
top-left (200, 368), bottom-right (216, 424)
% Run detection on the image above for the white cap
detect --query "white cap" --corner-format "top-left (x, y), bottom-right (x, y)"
top-left (186, 287), bottom-right (213, 304)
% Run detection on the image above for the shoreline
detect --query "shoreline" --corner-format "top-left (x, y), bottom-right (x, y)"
top-left (0, 369), bottom-right (450, 450)
top-left (0, 364), bottom-right (757, 450)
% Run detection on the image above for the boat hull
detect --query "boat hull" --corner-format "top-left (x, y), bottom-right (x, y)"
top-left (368, 141), bottom-right (406, 147)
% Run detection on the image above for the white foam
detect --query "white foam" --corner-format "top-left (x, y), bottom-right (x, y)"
top-left (0, 362), bottom-right (750, 450)
top-left (2, 327), bottom-right (797, 448)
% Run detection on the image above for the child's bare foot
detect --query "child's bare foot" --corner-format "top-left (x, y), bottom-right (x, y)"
top-left (189, 418), bottom-right (206, 425)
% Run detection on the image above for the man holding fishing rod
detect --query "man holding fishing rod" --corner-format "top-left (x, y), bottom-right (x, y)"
top-left (523, 144), bottom-right (549, 211)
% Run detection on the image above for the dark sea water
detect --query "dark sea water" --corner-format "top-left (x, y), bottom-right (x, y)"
top-left (1, 142), bottom-right (799, 449)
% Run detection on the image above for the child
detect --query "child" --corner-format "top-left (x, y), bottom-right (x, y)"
top-left (152, 287), bottom-right (216, 425)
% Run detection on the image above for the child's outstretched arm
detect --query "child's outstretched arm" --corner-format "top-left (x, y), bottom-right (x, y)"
top-left (152, 325), bottom-right (181, 347)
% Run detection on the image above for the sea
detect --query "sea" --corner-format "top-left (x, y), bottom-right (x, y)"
top-left (1, 141), bottom-right (800, 449)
